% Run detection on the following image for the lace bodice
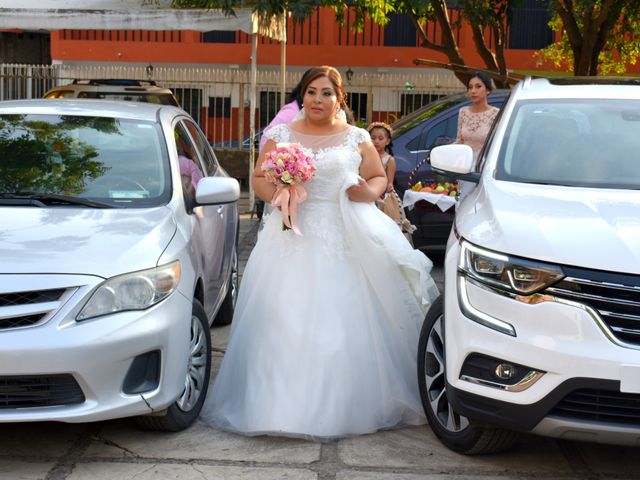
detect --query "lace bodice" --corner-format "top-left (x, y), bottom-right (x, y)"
top-left (265, 124), bottom-right (370, 204)
top-left (455, 105), bottom-right (499, 159)
top-left (262, 124), bottom-right (371, 256)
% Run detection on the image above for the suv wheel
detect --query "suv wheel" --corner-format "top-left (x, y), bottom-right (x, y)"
top-left (418, 296), bottom-right (519, 454)
top-left (136, 299), bottom-right (211, 431)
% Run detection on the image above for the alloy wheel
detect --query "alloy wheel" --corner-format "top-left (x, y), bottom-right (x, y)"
top-left (424, 313), bottom-right (470, 432)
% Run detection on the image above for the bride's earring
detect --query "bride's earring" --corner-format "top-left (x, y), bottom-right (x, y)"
top-left (335, 107), bottom-right (347, 121)
top-left (335, 107), bottom-right (342, 119)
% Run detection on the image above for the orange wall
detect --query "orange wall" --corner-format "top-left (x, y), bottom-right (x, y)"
top-left (49, 16), bottom-right (547, 73)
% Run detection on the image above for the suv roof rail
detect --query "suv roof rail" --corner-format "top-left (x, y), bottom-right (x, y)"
top-left (71, 79), bottom-right (158, 87)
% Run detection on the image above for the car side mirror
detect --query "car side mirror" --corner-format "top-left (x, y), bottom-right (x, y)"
top-left (430, 144), bottom-right (476, 178)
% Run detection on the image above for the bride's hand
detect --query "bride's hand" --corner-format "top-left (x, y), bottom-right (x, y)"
top-left (347, 177), bottom-right (374, 202)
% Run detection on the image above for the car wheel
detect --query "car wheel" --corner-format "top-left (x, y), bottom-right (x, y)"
top-left (135, 299), bottom-right (211, 431)
top-left (418, 296), bottom-right (519, 454)
top-left (214, 247), bottom-right (238, 326)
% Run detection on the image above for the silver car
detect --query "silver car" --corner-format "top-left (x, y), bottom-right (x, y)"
top-left (0, 99), bottom-right (239, 431)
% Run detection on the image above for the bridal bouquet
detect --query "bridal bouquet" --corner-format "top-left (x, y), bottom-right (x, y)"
top-left (262, 143), bottom-right (316, 235)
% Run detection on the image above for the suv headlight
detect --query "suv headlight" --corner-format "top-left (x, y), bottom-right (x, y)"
top-left (460, 242), bottom-right (564, 295)
top-left (77, 261), bottom-right (181, 321)
top-left (457, 242), bottom-right (564, 336)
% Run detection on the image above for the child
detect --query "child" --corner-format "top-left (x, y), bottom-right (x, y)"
top-left (367, 122), bottom-right (415, 244)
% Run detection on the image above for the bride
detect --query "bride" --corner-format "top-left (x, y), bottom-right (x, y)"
top-left (200, 65), bottom-right (439, 440)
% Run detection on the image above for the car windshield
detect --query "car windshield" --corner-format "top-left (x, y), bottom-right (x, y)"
top-left (496, 99), bottom-right (640, 190)
top-left (0, 113), bottom-right (171, 207)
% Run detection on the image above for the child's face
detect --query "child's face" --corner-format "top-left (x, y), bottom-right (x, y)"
top-left (370, 128), bottom-right (390, 152)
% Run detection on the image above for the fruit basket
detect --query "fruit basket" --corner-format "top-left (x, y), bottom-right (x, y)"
top-left (402, 158), bottom-right (458, 212)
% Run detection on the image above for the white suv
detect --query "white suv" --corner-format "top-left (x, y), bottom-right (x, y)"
top-left (419, 77), bottom-right (640, 453)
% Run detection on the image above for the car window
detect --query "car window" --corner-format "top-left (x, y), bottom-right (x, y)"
top-left (183, 119), bottom-right (218, 175)
top-left (77, 92), bottom-right (176, 105)
top-left (175, 122), bottom-right (205, 204)
top-left (0, 113), bottom-right (170, 206)
top-left (44, 90), bottom-right (76, 99)
top-left (496, 99), bottom-right (640, 189)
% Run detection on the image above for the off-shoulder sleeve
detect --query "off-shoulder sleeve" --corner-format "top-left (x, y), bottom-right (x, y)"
top-left (263, 124), bottom-right (291, 145)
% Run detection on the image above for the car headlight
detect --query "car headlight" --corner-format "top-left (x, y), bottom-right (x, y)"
top-left (77, 261), bottom-right (181, 321)
top-left (459, 242), bottom-right (564, 295)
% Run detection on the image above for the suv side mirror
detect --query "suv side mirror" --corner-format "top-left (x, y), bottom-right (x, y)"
top-left (430, 144), bottom-right (480, 184)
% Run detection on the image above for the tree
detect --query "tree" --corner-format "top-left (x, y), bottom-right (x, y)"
top-left (538, 0), bottom-right (640, 75)
top-left (170, 0), bottom-right (517, 86)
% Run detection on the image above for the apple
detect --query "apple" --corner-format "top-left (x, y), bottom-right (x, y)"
top-left (434, 185), bottom-right (445, 193)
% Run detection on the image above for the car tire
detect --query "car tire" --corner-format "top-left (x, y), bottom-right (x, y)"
top-left (135, 299), bottom-right (211, 432)
top-left (214, 245), bottom-right (238, 326)
top-left (418, 296), bottom-right (519, 454)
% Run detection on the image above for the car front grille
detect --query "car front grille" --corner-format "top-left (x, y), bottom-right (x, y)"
top-left (546, 269), bottom-right (640, 348)
top-left (0, 288), bottom-right (70, 330)
top-left (551, 388), bottom-right (640, 426)
top-left (0, 374), bottom-right (85, 408)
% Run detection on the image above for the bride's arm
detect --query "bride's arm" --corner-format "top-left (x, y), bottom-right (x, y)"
top-left (252, 139), bottom-right (279, 203)
top-left (347, 141), bottom-right (387, 202)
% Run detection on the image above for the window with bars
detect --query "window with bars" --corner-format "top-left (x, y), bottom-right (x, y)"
top-left (208, 96), bottom-right (231, 118)
top-left (202, 31), bottom-right (236, 43)
top-left (508, 0), bottom-right (553, 49)
top-left (383, 14), bottom-right (418, 47)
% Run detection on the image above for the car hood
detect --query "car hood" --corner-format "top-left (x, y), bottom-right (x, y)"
top-left (0, 207), bottom-right (176, 277)
top-left (457, 180), bottom-right (640, 274)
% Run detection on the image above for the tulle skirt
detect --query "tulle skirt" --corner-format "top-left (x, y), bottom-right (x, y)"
top-left (199, 174), bottom-right (439, 440)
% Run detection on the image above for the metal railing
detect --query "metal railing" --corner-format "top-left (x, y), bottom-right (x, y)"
top-left (0, 63), bottom-right (465, 146)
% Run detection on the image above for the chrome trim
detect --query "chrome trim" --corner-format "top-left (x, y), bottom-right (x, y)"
top-left (456, 275), bottom-right (516, 336)
top-left (0, 287), bottom-right (77, 331)
top-left (460, 369), bottom-right (545, 392)
top-left (547, 285), bottom-right (640, 308)
top-left (532, 416), bottom-right (640, 446)
top-left (561, 276), bottom-right (640, 293)
top-left (465, 276), bottom-right (640, 351)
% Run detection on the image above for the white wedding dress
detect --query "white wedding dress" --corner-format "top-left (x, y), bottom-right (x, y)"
top-left (200, 124), bottom-right (439, 440)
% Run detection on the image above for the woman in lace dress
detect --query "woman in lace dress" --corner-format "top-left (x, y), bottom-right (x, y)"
top-left (455, 71), bottom-right (499, 197)
top-left (200, 66), bottom-right (438, 440)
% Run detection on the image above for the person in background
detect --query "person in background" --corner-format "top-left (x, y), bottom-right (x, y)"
top-left (455, 71), bottom-right (499, 197)
top-left (367, 121), bottom-right (414, 243)
top-left (256, 70), bottom-right (309, 220)
top-left (258, 70), bottom-right (309, 152)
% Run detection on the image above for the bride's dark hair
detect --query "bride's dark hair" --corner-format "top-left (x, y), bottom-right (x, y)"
top-left (299, 66), bottom-right (354, 123)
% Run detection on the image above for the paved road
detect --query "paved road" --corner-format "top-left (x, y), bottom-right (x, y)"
top-left (1, 208), bottom-right (639, 480)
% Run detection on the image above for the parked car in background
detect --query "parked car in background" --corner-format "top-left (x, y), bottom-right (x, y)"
top-left (44, 79), bottom-right (180, 107)
top-left (0, 99), bottom-right (239, 431)
top-left (391, 90), bottom-right (509, 251)
top-left (419, 77), bottom-right (640, 454)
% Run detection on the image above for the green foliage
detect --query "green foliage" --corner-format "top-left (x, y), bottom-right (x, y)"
top-left (537, 0), bottom-right (640, 75)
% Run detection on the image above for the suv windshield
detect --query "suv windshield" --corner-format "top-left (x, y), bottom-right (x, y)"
top-left (496, 99), bottom-right (640, 190)
top-left (0, 114), bottom-right (171, 207)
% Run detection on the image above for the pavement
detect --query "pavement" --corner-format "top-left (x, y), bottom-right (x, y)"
top-left (1, 194), bottom-right (639, 479)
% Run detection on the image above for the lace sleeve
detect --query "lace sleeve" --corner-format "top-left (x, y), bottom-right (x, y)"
top-left (350, 126), bottom-right (372, 146)
top-left (264, 124), bottom-right (291, 145)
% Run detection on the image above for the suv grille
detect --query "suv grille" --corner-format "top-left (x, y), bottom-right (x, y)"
top-left (552, 388), bottom-right (640, 426)
top-left (547, 269), bottom-right (640, 347)
top-left (0, 288), bottom-right (69, 330)
top-left (0, 375), bottom-right (85, 408)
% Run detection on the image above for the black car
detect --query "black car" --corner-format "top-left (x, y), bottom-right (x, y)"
top-left (391, 90), bottom-right (509, 251)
